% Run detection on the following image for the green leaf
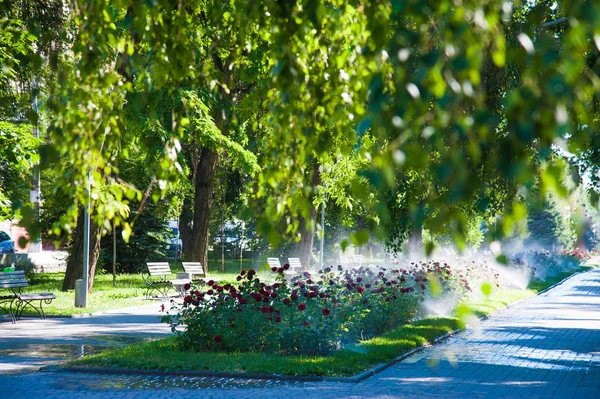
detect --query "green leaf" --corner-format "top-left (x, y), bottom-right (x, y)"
top-left (340, 239), bottom-right (349, 252)
top-left (121, 223), bottom-right (132, 243)
top-left (481, 282), bottom-right (492, 297)
top-left (350, 230), bottom-right (369, 246)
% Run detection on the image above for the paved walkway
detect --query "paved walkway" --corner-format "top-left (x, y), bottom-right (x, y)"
top-left (1, 268), bottom-right (600, 398)
top-left (0, 301), bottom-right (172, 373)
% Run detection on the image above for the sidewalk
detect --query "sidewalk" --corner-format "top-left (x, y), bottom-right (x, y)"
top-left (1, 268), bottom-right (599, 398)
top-left (0, 301), bottom-right (172, 373)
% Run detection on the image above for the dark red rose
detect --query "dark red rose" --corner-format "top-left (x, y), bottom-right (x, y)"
top-left (192, 300), bottom-right (199, 306)
top-left (278, 267), bottom-right (284, 273)
top-left (223, 284), bottom-right (231, 290)
top-left (283, 263), bottom-right (290, 270)
top-left (236, 276), bottom-right (242, 281)
top-left (184, 295), bottom-right (192, 304)
top-left (240, 270), bottom-right (246, 276)
top-left (206, 290), bottom-right (214, 295)
top-left (322, 308), bottom-right (330, 316)
top-left (308, 291), bottom-right (317, 298)
top-left (269, 306), bottom-right (275, 313)
top-left (302, 321), bottom-right (310, 327)
top-left (252, 293), bottom-right (262, 302)
top-left (420, 283), bottom-right (426, 290)
top-left (248, 269), bottom-right (256, 276)
top-left (272, 267), bottom-right (278, 272)
top-left (183, 283), bottom-right (191, 291)
top-left (207, 280), bottom-right (214, 286)
top-left (239, 297), bottom-right (248, 305)
top-left (298, 303), bottom-right (306, 311)
top-left (271, 292), bottom-right (277, 298)
top-left (260, 306), bottom-right (269, 313)
top-left (214, 335), bottom-right (223, 343)
top-left (283, 298), bottom-right (291, 306)
top-left (275, 316), bottom-right (282, 323)
top-left (357, 286), bottom-right (365, 294)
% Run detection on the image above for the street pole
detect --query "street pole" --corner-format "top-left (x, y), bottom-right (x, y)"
top-left (82, 170), bottom-right (91, 307)
top-left (320, 202), bottom-right (325, 270)
top-left (30, 79), bottom-right (41, 253)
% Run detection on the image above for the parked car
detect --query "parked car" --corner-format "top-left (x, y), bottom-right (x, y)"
top-left (0, 231), bottom-right (15, 254)
top-left (167, 221), bottom-right (182, 257)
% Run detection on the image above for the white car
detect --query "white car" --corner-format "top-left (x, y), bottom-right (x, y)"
top-left (0, 231), bottom-right (15, 254)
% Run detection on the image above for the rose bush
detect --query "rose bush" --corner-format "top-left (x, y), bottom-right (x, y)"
top-left (511, 250), bottom-right (587, 280)
top-left (164, 259), bottom-right (498, 355)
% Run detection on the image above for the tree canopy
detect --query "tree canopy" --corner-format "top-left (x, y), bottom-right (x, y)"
top-left (3, 0), bottom-right (600, 263)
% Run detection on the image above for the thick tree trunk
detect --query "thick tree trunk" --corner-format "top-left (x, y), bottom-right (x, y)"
top-left (188, 148), bottom-right (219, 269)
top-left (296, 159), bottom-right (321, 271)
top-left (62, 208), bottom-right (102, 292)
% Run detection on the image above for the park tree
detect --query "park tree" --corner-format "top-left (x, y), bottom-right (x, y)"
top-left (20, 0), bottom-right (600, 285)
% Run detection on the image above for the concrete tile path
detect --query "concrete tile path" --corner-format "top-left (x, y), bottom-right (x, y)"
top-left (1, 268), bottom-right (600, 398)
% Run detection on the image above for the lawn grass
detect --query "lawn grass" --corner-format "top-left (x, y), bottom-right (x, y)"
top-left (16, 269), bottom-right (270, 317)
top-left (67, 265), bottom-right (592, 377)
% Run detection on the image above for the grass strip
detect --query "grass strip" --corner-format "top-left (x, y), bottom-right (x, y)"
top-left (67, 265), bottom-right (591, 377)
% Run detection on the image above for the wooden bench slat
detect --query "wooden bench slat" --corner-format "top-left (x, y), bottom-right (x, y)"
top-left (19, 293), bottom-right (56, 300)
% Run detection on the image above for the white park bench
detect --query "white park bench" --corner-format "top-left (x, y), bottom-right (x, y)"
top-left (143, 262), bottom-right (190, 299)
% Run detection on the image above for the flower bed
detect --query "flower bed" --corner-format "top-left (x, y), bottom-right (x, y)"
top-left (165, 250), bottom-right (585, 357)
top-left (511, 249), bottom-right (589, 281)
top-left (165, 258), bottom-right (501, 355)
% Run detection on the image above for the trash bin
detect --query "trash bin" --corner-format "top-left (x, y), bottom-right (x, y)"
top-left (74, 279), bottom-right (85, 307)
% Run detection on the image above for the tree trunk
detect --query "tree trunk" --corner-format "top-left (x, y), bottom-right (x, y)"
top-left (296, 159), bottom-right (321, 271)
top-left (62, 208), bottom-right (102, 292)
top-left (179, 197), bottom-right (194, 257)
top-left (112, 220), bottom-right (116, 288)
top-left (187, 148), bottom-right (219, 269)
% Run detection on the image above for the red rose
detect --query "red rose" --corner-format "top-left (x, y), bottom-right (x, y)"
top-left (283, 263), bottom-right (290, 270)
top-left (322, 308), bottom-right (331, 316)
top-left (214, 335), bottom-right (223, 343)
top-left (272, 267), bottom-right (278, 272)
top-left (298, 303), bottom-right (306, 311)
top-left (275, 316), bottom-right (282, 323)
top-left (302, 321), bottom-right (310, 327)
top-left (357, 286), bottom-right (365, 294)
top-left (183, 283), bottom-right (191, 291)
top-left (207, 280), bottom-right (214, 286)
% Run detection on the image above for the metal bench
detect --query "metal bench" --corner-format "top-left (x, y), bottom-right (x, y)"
top-left (0, 270), bottom-right (56, 323)
top-left (143, 262), bottom-right (190, 299)
top-left (268, 257), bottom-right (297, 279)
top-left (287, 258), bottom-right (303, 274)
top-left (181, 262), bottom-right (220, 285)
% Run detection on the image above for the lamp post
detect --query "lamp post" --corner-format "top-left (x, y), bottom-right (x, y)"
top-left (320, 201), bottom-right (325, 270)
top-left (81, 170), bottom-right (91, 307)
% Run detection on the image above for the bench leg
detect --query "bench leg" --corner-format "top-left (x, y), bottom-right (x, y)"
top-left (0, 300), bottom-right (15, 323)
top-left (13, 298), bottom-right (51, 321)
